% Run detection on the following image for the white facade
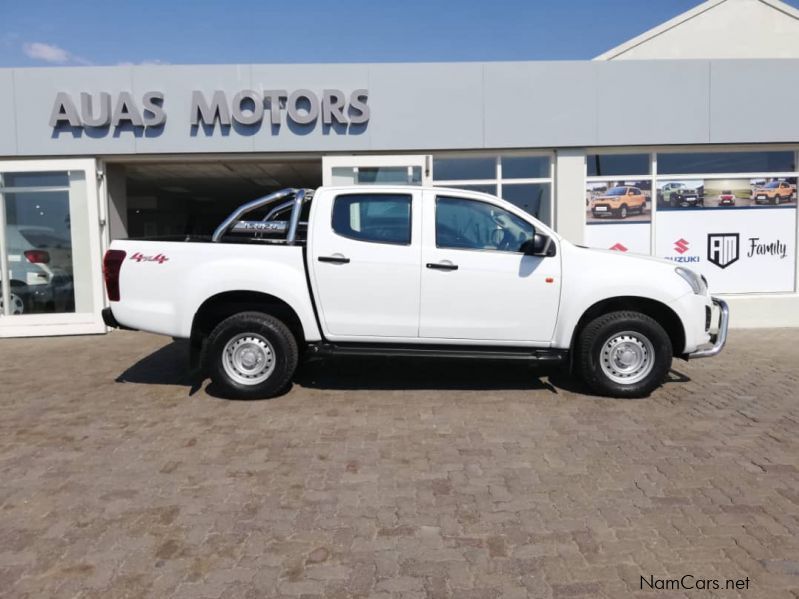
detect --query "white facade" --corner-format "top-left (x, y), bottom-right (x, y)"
top-left (596, 0), bottom-right (799, 60)
top-left (2, 0), bottom-right (799, 337)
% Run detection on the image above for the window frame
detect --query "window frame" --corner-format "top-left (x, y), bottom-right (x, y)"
top-left (431, 152), bottom-right (554, 225)
top-left (330, 192), bottom-right (413, 247)
top-left (434, 194), bottom-right (537, 255)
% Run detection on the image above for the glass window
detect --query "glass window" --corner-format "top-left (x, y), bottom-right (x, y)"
top-left (436, 196), bottom-right (535, 253)
top-left (501, 183), bottom-right (551, 224)
top-left (587, 154), bottom-right (649, 177)
top-left (657, 151), bottom-right (795, 175)
top-left (3, 189), bottom-right (75, 315)
top-left (433, 156), bottom-right (496, 181)
top-left (332, 193), bottom-right (411, 245)
top-left (331, 166), bottom-right (421, 186)
top-left (501, 155), bottom-right (550, 179)
top-left (2, 172), bottom-right (70, 188)
top-left (436, 183), bottom-right (497, 196)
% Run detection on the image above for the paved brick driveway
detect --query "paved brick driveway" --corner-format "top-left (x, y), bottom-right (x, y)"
top-left (1, 329), bottom-right (798, 599)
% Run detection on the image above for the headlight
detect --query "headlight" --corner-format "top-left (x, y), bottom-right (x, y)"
top-left (675, 267), bottom-right (707, 295)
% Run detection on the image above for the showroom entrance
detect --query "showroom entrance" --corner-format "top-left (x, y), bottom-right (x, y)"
top-left (110, 156), bottom-right (324, 239)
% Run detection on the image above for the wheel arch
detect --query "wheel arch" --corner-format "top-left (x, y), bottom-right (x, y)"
top-left (569, 296), bottom-right (686, 357)
top-left (190, 290), bottom-right (306, 368)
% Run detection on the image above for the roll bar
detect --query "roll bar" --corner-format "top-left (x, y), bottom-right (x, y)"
top-left (211, 188), bottom-right (312, 244)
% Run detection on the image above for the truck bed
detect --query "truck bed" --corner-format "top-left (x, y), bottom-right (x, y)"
top-left (107, 238), bottom-right (318, 340)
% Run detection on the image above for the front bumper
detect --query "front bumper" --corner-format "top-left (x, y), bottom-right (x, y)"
top-left (688, 297), bottom-right (729, 359)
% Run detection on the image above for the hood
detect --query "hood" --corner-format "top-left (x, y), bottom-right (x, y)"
top-left (570, 242), bottom-right (677, 271)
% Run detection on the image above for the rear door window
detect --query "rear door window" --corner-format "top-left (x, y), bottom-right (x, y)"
top-left (332, 193), bottom-right (412, 245)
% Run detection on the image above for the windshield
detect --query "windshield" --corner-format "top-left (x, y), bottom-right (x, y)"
top-left (764, 182), bottom-right (780, 188)
top-left (605, 187), bottom-right (627, 196)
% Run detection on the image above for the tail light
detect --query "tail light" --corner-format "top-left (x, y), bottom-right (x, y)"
top-left (103, 249), bottom-right (126, 301)
top-left (24, 249), bottom-right (50, 264)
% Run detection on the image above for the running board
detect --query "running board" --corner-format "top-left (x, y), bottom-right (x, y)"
top-left (307, 342), bottom-right (567, 362)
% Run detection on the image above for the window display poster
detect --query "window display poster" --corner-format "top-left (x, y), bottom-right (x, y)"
top-left (584, 222), bottom-right (651, 255)
top-left (657, 177), bottom-right (797, 209)
top-left (655, 207), bottom-right (796, 293)
top-left (586, 180), bottom-right (651, 223)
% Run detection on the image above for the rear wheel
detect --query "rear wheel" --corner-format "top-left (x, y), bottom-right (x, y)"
top-left (206, 311), bottom-right (298, 399)
top-left (0, 291), bottom-right (25, 315)
top-left (576, 311), bottom-right (672, 398)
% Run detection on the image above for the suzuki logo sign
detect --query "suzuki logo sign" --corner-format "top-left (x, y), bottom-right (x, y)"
top-left (707, 233), bottom-right (740, 269)
top-left (609, 243), bottom-right (628, 252)
top-left (674, 238), bottom-right (690, 254)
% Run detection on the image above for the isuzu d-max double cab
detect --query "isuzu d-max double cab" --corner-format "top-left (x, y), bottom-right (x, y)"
top-left (103, 186), bottom-right (728, 399)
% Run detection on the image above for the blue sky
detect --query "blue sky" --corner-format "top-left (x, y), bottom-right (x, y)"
top-left (2, 0), bottom-right (798, 67)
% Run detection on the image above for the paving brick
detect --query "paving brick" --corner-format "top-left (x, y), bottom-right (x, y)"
top-left (0, 329), bottom-right (797, 598)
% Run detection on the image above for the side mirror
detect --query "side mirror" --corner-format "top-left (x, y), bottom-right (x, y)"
top-left (522, 233), bottom-right (554, 257)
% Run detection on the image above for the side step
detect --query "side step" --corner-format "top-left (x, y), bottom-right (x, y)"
top-left (307, 342), bottom-right (567, 363)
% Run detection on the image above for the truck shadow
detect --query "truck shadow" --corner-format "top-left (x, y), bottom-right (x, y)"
top-left (294, 356), bottom-right (555, 392)
top-left (115, 339), bottom-right (194, 387)
top-left (115, 339), bottom-right (691, 398)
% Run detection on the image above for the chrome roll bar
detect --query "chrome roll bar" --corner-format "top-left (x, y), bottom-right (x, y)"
top-left (286, 188), bottom-right (306, 245)
top-left (212, 188), bottom-right (311, 244)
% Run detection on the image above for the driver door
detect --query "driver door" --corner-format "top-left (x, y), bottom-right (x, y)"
top-left (419, 191), bottom-right (561, 344)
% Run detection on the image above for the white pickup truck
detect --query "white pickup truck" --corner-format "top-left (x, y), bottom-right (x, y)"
top-left (103, 186), bottom-right (728, 399)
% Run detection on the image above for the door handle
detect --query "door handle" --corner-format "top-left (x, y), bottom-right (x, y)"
top-left (426, 262), bottom-right (458, 271)
top-left (318, 255), bottom-right (350, 264)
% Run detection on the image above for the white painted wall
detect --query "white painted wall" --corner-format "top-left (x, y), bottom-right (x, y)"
top-left (602, 0), bottom-right (799, 60)
top-left (554, 150), bottom-right (587, 245)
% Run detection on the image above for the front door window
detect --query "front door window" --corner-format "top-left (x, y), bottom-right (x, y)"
top-left (435, 196), bottom-right (535, 253)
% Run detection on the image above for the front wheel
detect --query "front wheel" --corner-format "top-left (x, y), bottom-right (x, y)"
top-left (206, 311), bottom-right (298, 399)
top-left (576, 311), bottom-right (672, 398)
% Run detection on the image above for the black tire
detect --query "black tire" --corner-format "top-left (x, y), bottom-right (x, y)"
top-left (619, 205), bottom-right (628, 219)
top-left (205, 311), bottom-right (298, 399)
top-left (576, 311), bottom-right (672, 398)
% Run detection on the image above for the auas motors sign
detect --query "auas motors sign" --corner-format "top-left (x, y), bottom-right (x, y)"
top-left (49, 89), bottom-right (370, 131)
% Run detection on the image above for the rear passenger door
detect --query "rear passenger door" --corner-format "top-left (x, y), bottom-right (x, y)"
top-left (309, 190), bottom-right (422, 339)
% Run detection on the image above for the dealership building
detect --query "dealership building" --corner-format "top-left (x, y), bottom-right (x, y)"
top-left (1, 0), bottom-right (799, 338)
